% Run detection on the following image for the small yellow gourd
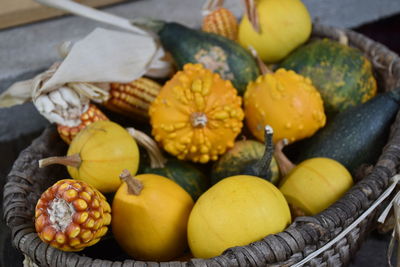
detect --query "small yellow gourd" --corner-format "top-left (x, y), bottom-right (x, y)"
top-left (187, 175), bottom-right (291, 258)
top-left (238, 0), bottom-right (312, 63)
top-left (39, 121), bottom-right (139, 193)
top-left (112, 171), bottom-right (194, 261)
top-left (274, 142), bottom-right (353, 216)
top-left (149, 63), bottom-right (244, 163)
top-left (244, 68), bottom-right (326, 143)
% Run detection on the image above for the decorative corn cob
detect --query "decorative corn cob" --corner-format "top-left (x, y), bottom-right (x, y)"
top-left (35, 179), bottom-right (111, 251)
top-left (202, 7), bottom-right (239, 41)
top-left (57, 104), bottom-right (108, 144)
top-left (102, 77), bottom-right (161, 121)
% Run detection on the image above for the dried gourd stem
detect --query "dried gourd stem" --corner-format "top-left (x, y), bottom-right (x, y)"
top-left (249, 125), bottom-right (274, 178)
top-left (243, 0), bottom-right (260, 33)
top-left (248, 46), bottom-right (273, 75)
top-left (120, 169), bottom-right (143, 195)
top-left (202, 0), bottom-right (225, 16)
top-left (39, 153), bottom-right (81, 168)
top-left (126, 127), bottom-right (167, 168)
top-left (274, 139), bottom-right (296, 177)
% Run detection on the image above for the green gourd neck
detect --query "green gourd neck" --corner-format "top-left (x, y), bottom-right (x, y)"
top-left (244, 125), bottom-right (274, 180)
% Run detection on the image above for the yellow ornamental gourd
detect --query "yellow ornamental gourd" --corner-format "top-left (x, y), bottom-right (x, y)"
top-left (274, 143), bottom-right (353, 216)
top-left (112, 171), bottom-right (194, 261)
top-left (244, 68), bottom-right (326, 143)
top-left (188, 175), bottom-right (291, 258)
top-left (39, 121), bottom-right (139, 193)
top-left (279, 158), bottom-right (353, 215)
top-left (149, 63), bottom-right (244, 163)
top-left (238, 0), bottom-right (312, 63)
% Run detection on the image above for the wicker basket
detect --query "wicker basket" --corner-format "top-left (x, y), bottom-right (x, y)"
top-left (4, 23), bottom-right (400, 267)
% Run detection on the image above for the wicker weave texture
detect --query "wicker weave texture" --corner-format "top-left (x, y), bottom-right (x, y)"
top-left (3, 23), bottom-right (400, 267)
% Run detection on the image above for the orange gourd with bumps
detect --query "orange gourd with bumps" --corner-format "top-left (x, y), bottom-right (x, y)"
top-left (149, 63), bottom-right (244, 163)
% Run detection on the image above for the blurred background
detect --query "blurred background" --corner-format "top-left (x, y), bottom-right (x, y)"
top-left (1, 0), bottom-right (400, 266)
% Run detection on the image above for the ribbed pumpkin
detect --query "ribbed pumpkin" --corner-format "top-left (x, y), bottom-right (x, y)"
top-left (149, 63), bottom-right (244, 163)
top-left (39, 121), bottom-right (140, 193)
top-left (274, 140), bottom-right (353, 216)
top-left (279, 38), bottom-right (377, 115)
top-left (211, 126), bottom-right (280, 185)
top-left (279, 158), bottom-right (353, 216)
top-left (244, 68), bottom-right (326, 143)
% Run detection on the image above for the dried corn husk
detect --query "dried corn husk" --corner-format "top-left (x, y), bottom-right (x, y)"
top-left (0, 28), bottom-right (173, 127)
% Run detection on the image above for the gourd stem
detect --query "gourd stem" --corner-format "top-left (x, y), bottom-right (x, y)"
top-left (250, 125), bottom-right (274, 178)
top-left (120, 169), bottom-right (143, 195)
top-left (274, 139), bottom-right (296, 177)
top-left (248, 46), bottom-right (273, 75)
top-left (126, 127), bottom-right (167, 168)
top-left (243, 0), bottom-right (260, 33)
top-left (39, 153), bottom-right (81, 168)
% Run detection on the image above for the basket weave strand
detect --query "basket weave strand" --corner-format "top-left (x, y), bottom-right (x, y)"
top-left (3, 23), bottom-right (400, 267)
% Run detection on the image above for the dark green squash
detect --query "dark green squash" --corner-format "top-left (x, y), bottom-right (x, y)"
top-left (136, 20), bottom-right (259, 95)
top-left (211, 126), bottom-right (280, 185)
top-left (279, 38), bottom-right (377, 116)
top-left (130, 128), bottom-right (209, 200)
top-left (286, 87), bottom-right (400, 175)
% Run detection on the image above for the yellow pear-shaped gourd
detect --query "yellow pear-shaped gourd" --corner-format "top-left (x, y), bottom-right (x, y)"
top-left (149, 63), bottom-right (244, 163)
top-left (244, 68), bottom-right (326, 143)
top-left (188, 175), bottom-right (291, 258)
top-left (238, 0), bottom-right (312, 63)
top-left (279, 158), bottom-right (353, 216)
top-left (39, 121), bottom-right (140, 193)
top-left (112, 171), bottom-right (194, 261)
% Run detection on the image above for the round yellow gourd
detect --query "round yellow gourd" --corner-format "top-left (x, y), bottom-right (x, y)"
top-left (39, 120), bottom-right (139, 193)
top-left (112, 172), bottom-right (194, 261)
top-left (67, 121), bottom-right (139, 193)
top-left (187, 175), bottom-right (291, 258)
top-left (149, 63), bottom-right (244, 163)
top-left (279, 157), bottom-right (353, 215)
top-left (244, 68), bottom-right (326, 143)
top-left (238, 0), bottom-right (312, 63)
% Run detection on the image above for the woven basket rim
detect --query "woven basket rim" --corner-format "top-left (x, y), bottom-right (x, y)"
top-left (3, 22), bottom-right (400, 267)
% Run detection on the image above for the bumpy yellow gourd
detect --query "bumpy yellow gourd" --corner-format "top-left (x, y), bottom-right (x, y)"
top-left (279, 158), bottom-right (353, 215)
top-left (188, 175), bottom-right (291, 258)
top-left (112, 172), bottom-right (194, 261)
top-left (149, 63), bottom-right (244, 163)
top-left (238, 0), bottom-right (312, 63)
top-left (244, 68), bottom-right (326, 143)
